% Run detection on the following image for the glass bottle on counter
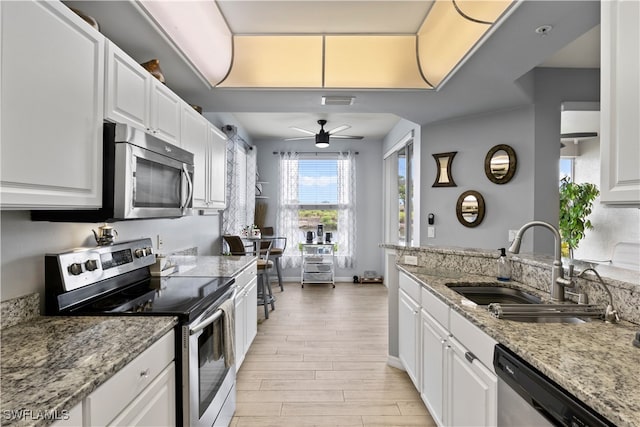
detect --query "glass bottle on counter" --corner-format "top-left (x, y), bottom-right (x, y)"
top-left (497, 247), bottom-right (511, 281)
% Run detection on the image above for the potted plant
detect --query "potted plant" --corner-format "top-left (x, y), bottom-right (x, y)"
top-left (559, 177), bottom-right (599, 259)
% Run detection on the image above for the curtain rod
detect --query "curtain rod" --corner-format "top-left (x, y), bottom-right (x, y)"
top-left (272, 151), bottom-right (359, 155)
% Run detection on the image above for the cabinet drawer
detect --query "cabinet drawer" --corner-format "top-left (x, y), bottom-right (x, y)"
top-left (304, 263), bottom-right (332, 273)
top-left (303, 272), bottom-right (333, 282)
top-left (87, 330), bottom-right (175, 426)
top-left (399, 273), bottom-right (421, 302)
top-left (421, 287), bottom-right (449, 329)
top-left (449, 310), bottom-right (496, 371)
top-left (235, 261), bottom-right (257, 290)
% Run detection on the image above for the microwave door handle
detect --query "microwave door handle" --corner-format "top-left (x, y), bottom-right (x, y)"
top-left (181, 164), bottom-right (193, 212)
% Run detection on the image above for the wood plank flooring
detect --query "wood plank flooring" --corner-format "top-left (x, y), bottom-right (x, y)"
top-left (231, 281), bottom-right (436, 427)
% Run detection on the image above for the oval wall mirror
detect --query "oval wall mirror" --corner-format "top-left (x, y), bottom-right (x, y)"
top-left (456, 190), bottom-right (485, 227)
top-left (484, 144), bottom-right (517, 184)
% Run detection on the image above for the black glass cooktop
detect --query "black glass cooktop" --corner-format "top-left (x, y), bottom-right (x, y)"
top-left (77, 276), bottom-right (235, 322)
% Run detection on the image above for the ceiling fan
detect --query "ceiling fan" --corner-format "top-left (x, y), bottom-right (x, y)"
top-left (285, 119), bottom-right (364, 148)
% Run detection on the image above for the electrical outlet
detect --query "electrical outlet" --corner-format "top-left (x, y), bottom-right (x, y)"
top-left (157, 234), bottom-right (164, 250)
top-left (428, 226), bottom-right (435, 238)
top-left (404, 255), bottom-right (418, 265)
top-left (508, 230), bottom-right (518, 242)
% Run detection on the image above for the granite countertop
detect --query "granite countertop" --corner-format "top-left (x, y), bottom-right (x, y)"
top-left (398, 265), bottom-right (640, 427)
top-left (0, 316), bottom-right (177, 427)
top-left (163, 255), bottom-right (257, 278)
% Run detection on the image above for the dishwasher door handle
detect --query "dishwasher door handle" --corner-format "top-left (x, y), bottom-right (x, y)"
top-left (465, 351), bottom-right (477, 363)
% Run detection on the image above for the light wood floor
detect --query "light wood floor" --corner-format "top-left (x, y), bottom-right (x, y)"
top-left (231, 281), bottom-right (436, 427)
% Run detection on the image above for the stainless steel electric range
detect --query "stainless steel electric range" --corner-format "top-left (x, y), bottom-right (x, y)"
top-left (44, 238), bottom-right (236, 427)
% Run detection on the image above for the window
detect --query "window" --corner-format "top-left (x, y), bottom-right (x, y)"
top-left (560, 157), bottom-right (574, 183)
top-left (384, 135), bottom-right (415, 247)
top-left (398, 143), bottom-right (414, 246)
top-left (277, 152), bottom-right (356, 269)
top-left (298, 159), bottom-right (338, 232)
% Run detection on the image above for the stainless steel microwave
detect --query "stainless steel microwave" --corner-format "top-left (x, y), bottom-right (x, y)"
top-left (32, 122), bottom-right (194, 222)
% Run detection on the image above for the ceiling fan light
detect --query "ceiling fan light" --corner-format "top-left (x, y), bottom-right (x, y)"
top-left (315, 141), bottom-right (330, 148)
top-left (315, 131), bottom-right (330, 148)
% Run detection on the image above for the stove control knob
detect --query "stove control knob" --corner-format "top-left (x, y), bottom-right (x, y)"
top-left (85, 259), bottom-right (99, 271)
top-left (144, 247), bottom-right (153, 257)
top-left (134, 248), bottom-right (146, 258)
top-left (68, 263), bottom-right (83, 276)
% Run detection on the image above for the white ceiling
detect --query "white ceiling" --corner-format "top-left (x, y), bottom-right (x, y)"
top-left (66, 0), bottom-right (601, 143)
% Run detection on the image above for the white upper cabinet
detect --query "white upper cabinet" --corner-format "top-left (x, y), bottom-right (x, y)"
top-left (1, 1), bottom-right (104, 209)
top-left (150, 82), bottom-right (182, 145)
top-left (207, 123), bottom-right (228, 210)
top-left (600, 0), bottom-right (640, 206)
top-left (181, 104), bottom-right (210, 208)
top-left (105, 41), bottom-right (182, 145)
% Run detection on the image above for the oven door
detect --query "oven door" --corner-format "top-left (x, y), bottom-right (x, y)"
top-left (114, 142), bottom-right (193, 219)
top-left (184, 298), bottom-right (236, 427)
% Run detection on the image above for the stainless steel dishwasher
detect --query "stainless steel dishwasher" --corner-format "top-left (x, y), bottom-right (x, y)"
top-left (493, 344), bottom-right (615, 427)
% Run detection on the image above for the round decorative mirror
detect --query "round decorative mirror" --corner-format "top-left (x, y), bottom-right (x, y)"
top-left (456, 190), bottom-right (485, 227)
top-left (485, 144), bottom-right (517, 184)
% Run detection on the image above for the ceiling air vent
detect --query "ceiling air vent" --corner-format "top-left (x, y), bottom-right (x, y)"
top-left (321, 96), bottom-right (355, 106)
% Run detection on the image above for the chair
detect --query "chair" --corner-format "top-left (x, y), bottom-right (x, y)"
top-left (260, 227), bottom-right (287, 292)
top-left (222, 235), bottom-right (275, 319)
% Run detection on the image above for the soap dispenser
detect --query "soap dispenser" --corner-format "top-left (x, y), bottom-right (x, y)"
top-left (497, 248), bottom-right (511, 281)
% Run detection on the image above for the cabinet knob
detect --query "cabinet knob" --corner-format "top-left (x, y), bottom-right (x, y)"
top-left (139, 369), bottom-right (150, 379)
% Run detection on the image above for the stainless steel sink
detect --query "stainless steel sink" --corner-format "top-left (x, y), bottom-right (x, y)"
top-left (446, 284), bottom-right (542, 305)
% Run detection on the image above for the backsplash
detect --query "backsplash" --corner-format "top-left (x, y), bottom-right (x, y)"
top-left (384, 244), bottom-right (640, 325)
top-left (1, 293), bottom-right (39, 329)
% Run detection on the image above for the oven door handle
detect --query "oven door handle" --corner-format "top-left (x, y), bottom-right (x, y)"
top-left (189, 289), bottom-right (237, 335)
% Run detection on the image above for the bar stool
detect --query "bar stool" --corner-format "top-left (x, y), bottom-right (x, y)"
top-left (260, 227), bottom-right (287, 292)
top-left (222, 235), bottom-right (275, 319)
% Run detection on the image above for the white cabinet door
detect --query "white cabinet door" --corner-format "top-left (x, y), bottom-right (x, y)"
top-left (1, 1), bottom-right (104, 208)
top-left (398, 288), bottom-right (420, 390)
top-left (421, 309), bottom-right (448, 427)
top-left (600, 0), bottom-right (640, 205)
top-left (181, 104), bottom-right (209, 208)
top-left (107, 363), bottom-right (176, 427)
top-left (447, 336), bottom-right (497, 427)
top-left (235, 287), bottom-right (247, 370)
top-left (244, 276), bottom-right (258, 351)
top-left (150, 82), bottom-right (182, 145)
top-left (207, 124), bottom-right (228, 209)
top-left (105, 41), bottom-right (150, 130)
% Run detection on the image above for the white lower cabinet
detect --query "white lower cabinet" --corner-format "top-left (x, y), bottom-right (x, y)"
top-left (399, 272), bottom-right (498, 427)
top-left (447, 336), bottom-right (497, 427)
top-left (55, 330), bottom-right (176, 427)
top-left (234, 262), bottom-right (258, 370)
top-left (398, 288), bottom-right (421, 389)
top-left (420, 309), bottom-right (448, 426)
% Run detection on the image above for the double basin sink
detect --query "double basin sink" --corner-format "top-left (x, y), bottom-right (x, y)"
top-left (446, 283), bottom-right (593, 324)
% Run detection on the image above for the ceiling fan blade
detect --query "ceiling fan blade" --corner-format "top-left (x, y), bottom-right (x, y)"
top-left (330, 135), bottom-right (364, 140)
top-left (284, 136), bottom-right (315, 141)
top-left (289, 126), bottom-right (315, 135)
top-left (328, 124), bottom-right (350, 135)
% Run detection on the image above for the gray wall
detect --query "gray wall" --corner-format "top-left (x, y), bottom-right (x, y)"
top-left (419, 105), bottom-right (537, 252)
top-left (253, 138), bottom-right (384, 280)
top-left (0, 211), bottom-right (221, 303)
top-left (0, 112), bottom-right (246, 306)
top-left (418, 68), bottom-right (600, 256)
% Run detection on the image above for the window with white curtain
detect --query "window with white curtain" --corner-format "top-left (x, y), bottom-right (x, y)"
top-left (277, 152), bottom-right (356, 269)
top-left (384, 133), bottom-right (415, 247)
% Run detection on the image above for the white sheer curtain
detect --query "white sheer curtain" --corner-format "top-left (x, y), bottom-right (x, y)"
top-left (336, 151), bottom-right (356, 268)
top-left (222, 136), bottom-right (256, 239)
top-left (276, 152), bottom-right (300, 268)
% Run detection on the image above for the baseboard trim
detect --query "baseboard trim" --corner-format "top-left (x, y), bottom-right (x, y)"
top-left (387, 356), bottom-right (405, 371)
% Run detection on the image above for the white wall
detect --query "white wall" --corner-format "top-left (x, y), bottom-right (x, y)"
top-left (572, 137), bottom-right (640, 262)
top-left (253, 138), bottom-right (384, 280)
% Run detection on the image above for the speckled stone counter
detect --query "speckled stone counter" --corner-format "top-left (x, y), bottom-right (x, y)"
top-left (0, 315), bottom-right (177, 427)
top-left (164, 255), bottom-right (257, 278)
top-left (398, 264), bottom-right (640, 427)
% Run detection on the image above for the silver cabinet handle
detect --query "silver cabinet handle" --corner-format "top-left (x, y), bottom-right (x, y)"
top-left (465, 351), bottom-right (477, 363)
